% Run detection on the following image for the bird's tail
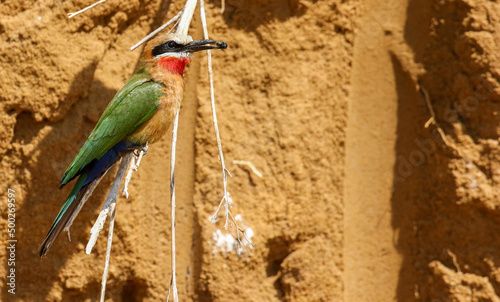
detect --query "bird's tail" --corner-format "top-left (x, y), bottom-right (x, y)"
top-left (39, 141), bottom-right (137, 257)
top-left (38, 174), bottom-right (89, 257)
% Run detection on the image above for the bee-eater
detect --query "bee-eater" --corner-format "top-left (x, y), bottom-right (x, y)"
top-left (39, 34), bottom-right (227, 257)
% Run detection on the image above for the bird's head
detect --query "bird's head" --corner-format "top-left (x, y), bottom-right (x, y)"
top-left (142, 33), bottom-right (227, 76)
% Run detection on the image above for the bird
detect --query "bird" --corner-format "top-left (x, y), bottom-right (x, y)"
top-left (39, 33), bottom-right (227, 257)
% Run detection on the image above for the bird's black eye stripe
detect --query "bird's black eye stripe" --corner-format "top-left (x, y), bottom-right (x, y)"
top-left (152, 40), bottom-right (182, 57)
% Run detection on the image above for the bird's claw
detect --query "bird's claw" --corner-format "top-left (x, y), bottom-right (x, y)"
top-left (133, 145), bottom-right (148, 156)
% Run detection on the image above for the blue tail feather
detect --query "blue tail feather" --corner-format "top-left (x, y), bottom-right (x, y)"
top-left (82, 141), bottom-right (128, 187)
top-left (39, 140), bottom-right (137, 257)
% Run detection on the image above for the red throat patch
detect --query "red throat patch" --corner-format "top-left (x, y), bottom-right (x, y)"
top-left (158, 57), bottom-right (191, 75)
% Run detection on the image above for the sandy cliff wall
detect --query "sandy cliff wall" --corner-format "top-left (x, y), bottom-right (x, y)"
top-left (1, 0), bottom-right (500, 301)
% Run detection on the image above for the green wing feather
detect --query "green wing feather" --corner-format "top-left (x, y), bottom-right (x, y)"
top-left (60, 73), bottom-right (164, 186)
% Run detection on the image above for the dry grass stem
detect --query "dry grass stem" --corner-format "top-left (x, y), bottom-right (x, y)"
top-left (175, 0), bottom-right (197, 36)
top-left (130, 10), bottom-right (184, 51)
top-left (67, 0), bottom-right (107, 18)
top-left (420, 85), bottom-right (465, 155)
top-left (168, 111), bottom-right (180, 302)
top-left (199, 0), bottom-right (250, 252)
top-left (166, 0), bottom-right (199, 299)
top-left (233, 160), bottom-right (263, 178)
top-left (100, 202), bottom-right (116, 302)
top-left (419, 84), bottom-right (483, 173)
top-left (86, 153), bottom-right (132, 255)
top-left (447, 249), bottom-right (462, 273)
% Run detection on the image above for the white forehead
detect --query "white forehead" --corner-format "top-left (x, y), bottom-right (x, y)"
top-left (169, 35), bottom-right (193, 45)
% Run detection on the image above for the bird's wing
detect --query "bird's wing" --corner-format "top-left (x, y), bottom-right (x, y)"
top-left (60, 73), bottom-right (164, 186)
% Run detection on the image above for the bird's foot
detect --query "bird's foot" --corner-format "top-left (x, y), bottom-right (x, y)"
top-left (133, 144), bottom-right (148, 157)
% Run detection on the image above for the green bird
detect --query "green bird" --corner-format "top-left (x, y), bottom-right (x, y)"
top-left (39, 34), bottom-right (227, 257)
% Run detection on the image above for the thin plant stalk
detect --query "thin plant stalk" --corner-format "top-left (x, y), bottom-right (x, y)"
top-left (167, 111), bottom-right (180, 302)
top-left (199, 0), bottom-right (250, 250)
top-left (68, 0), bottom-right (107, 18)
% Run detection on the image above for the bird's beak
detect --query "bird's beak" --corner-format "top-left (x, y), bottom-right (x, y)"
top-left (183, 39), bottom-right (228, 52)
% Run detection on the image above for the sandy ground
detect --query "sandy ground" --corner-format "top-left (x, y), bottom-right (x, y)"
top-left (1, 0), bottom-right (500, 301)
